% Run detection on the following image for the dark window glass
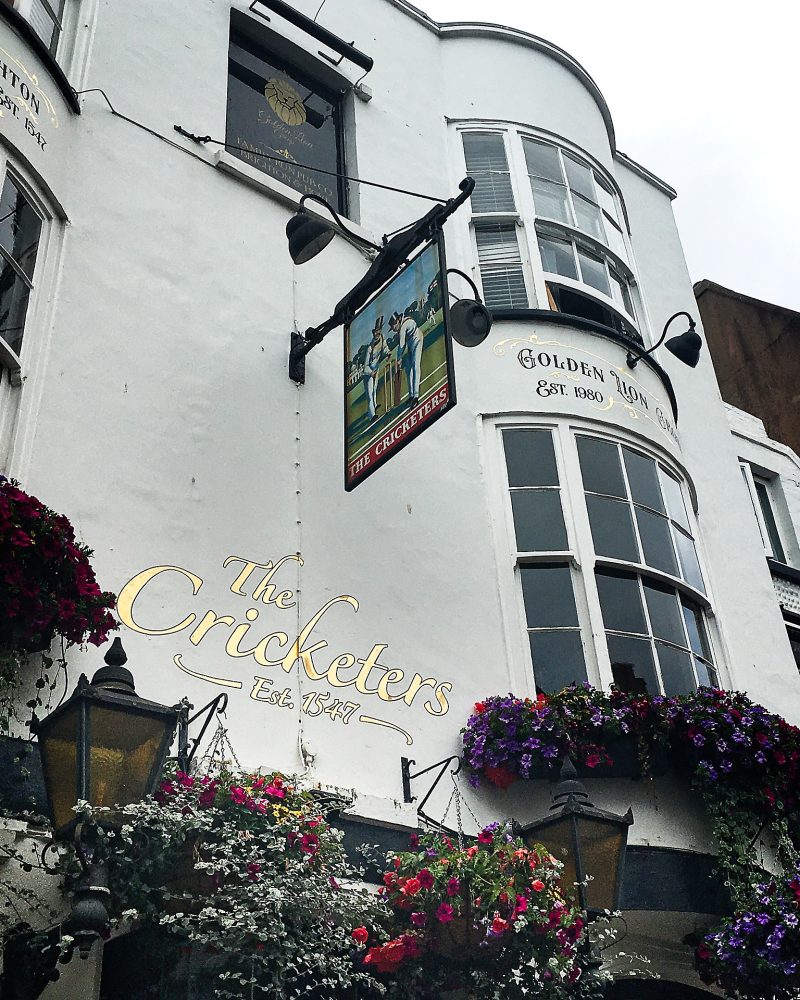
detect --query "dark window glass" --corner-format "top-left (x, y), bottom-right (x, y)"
top-left (655, 642), bottom-right (696, 696)
top-left (511, 491), bottom-right (567, 551)
top-left (523, 140), bottom-right (563, 183)
top-left (462, 133), bottom-right (516, 213)
top-left (586, 495), bottom-right (639, 562)
top-left (29, 0), bottom-right (64, 52)
top-left (754, 480), bottom-right (786, 562)
top-left (694, 657), bottom-right (718, 688)
top-left (529, 632), bottom-right (587, 692)
top-left (503, 429), bottom-right (559, 487)
top-left (607, 634), bottom-right (659, 696)
top-left (787, 628), bottom-right (800, 675)
top-left (538, 234), bottom-right (578, 279)
top-left (227, 30), bottom-right (344, 210)
top-left (681, 601), bottom-right (710, 659)
top-left (644, 582), bottom-right (684, 645)
top-left (673, 529), bottom-right (705, 593)
top-left (624, 448), bottom-right (664, 512)
top-left (635, 507), bottom-right (679, 576)
top-left (577, 436), bottom-right (626, 498)
top-left (577, 246), bottom-right (610, 294)
top-left (0, 265), bottom-right (32, 356)
top-left (0, 176), bottom-right (40, 280)
top-left (596, 570), bottom-right (647, 634)
top-left (564, 155), bottom-right (595, 201)
top-left (521, 565), bottom-right (578, 628)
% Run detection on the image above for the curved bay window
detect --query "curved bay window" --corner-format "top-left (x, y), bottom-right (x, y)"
top-left (500, 427), bottom-right (717, 697)
top-left (0, 168), bottom-right (44, 363)
top-left (461, 128), bottom-right (639, 341)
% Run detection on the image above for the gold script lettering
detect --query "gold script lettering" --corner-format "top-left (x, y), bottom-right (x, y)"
top-left (117, 566), bottom-right (203, 635)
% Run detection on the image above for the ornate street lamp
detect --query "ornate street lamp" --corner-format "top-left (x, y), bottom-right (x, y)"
top-left (36, 637), bottom-right (181, 838)
top-left (33, 638), bottom-right (181, 958)
top-left (519, 757), bottom-right (633, 914)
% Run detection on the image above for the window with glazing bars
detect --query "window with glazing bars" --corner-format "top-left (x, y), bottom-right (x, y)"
top-left (0, 172), bottom-right (42, 357)
top-left (502, 428), bottom-right (587, 693)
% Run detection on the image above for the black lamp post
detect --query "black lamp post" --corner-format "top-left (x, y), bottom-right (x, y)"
top-left (626, 310), bottom-right (702, 370)
top-left (34, 638), bottom-right (181, 957)
top-left (519, 757), bottom-right (633, 915)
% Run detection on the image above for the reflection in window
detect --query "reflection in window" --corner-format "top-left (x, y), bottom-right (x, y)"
top-left (597, 569), bottom-right (717, 696)
top-left (0, 172), bottom-right (42, 357)
top-left (502, 429), bottom-right (587, 691)
top-left (577, 435), bottom-right (705, 592)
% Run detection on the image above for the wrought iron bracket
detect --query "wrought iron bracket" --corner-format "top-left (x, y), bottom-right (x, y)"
top-left (400, 754), bottom-right (461, 815)
top-left (176, 693), bottom-right (229, 772)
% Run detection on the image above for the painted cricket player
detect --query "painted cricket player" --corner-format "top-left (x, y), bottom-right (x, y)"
top-left (389, 310), bottom-right (423, 408)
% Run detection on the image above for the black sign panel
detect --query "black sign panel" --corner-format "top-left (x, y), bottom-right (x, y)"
top-left (226, 31), bottom-right (344, 210)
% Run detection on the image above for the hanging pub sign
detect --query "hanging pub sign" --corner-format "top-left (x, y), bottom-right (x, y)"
top-left (344, 236), bottom-right (457, 490)
top-left (226, 28), bottom-right (345, 210)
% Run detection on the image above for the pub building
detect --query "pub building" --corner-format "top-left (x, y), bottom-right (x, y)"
top-left (0, 0), bottom-right (798, 997)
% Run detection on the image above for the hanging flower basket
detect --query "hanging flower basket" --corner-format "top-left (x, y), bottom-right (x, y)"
top-left (0, 479), bottom-right (117, 657)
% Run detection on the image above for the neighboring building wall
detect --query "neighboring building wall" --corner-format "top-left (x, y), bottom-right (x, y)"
top-left (694, 279), bottom-right (800, 456)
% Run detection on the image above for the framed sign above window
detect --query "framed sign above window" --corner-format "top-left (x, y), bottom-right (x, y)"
top-left (226, 28), bottom-right (346, 211)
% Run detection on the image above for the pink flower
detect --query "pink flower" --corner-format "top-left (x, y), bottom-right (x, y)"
top-left (246, 862), bottom-right (261, 881)
top-left (409, 833), bottom-right (420, 848)
top-left (491, 915), bottom-right (509, 935)
top-left (515, 895), bottom-right (528, 912)
top-left (229, 786), bottom-right (247, 805)
top-left (300, 833), bottom-right (319, 856)
top-left (435, 903), bottom-right (454, 923)
top-left (477, 829), bottom-right (494, 844)
top-left (418, 869), bottom-right (434, 890)
top-left (446, 877), bottom-right (461, 897)
top-left (410, 911), bottom-right (427, 928)
top-left (402, 878), bottom-right (422, 897)
top-left (531, 879), bottom-right (545, 892)
top-left (264, 784), bottom-right (285, 798)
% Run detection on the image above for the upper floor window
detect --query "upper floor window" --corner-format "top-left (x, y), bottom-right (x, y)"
top-left (2, 0), bottom-right (65, 54)
top-left (0, 169), bottom-right (42, 360)
top-left (740, 462), bottom-right (787, 563)
top-left (461, 129), bottom-right (639, 341)
top-left (499, 425), bottom-right (715, 698)
top-left (227, 26), bottom-right (346, 211)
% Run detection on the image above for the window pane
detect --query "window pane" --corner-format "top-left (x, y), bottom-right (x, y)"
top-left (29, 0), bottom-right (61, 50)
top-left (531, 178), bottom-right (573, 225)
top-left (595, 178), bottom-right (619, 224)
top-left (655, 641), bottom-right (696, 696)
top-left (577, 437), bottom-right (626, 498)
top-left (609, 269), bottom-right (633, 316)
top-left (511, 491), bottom-right (567, 551)
top-left (475, 224), bottom-right (528, 310)
top-left (0, 261), bottom-right (31, 355)
top-left (674, 529), bottom-right (705, 592)
top-left (660, 469), bottom-right (690, 532)
top-left (643, 582), bottom-right (684, 644)
top-left (682, 600), bottom-right (712, 659)
top-left (636, 508), bottom-right (679, 576)
top-left (529, 632), bottom-right (587, 693)
top-left (564, 156), bottom-right (595, 201)
top-left (523, 140), bottom-right (563, 183)
top-left (521, 565), bottom-right (578, 628)
top-left (754, 480), bottom-right (786, 562)
top-left (607, 634), bottom-right (659, 696)
top-left (577, 246), bottom-right (610, 294)
top-left (462, 133), bottom-right (516, 213)
top-left (603, 221), bottom-right (628, 262)
top-left (623, 448), bottom-right (665, 512)
top-left (227, 32), bottom-right (344, 209)
top-left (596, 570), bottom-right (647, 634)
top-left (538, 234), bottom-right (578, 279)
top-left (0, 177), bottom-right (41, 279)
top-left (503, 429), bottom-right (559, 487)
top-left (586, 495), bottom-right (640, 561)
top-left (694, 657), bottom-right (718, 688)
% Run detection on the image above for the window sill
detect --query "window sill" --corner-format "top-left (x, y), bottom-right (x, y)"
top-left (212, 149), bottom-right (379, 250)
top-left (595, 556), bottom-right (710, 609)
top-left (0, 3), bottom-right (80, 114)
top-left (768, 557), bottom-right (800, 586)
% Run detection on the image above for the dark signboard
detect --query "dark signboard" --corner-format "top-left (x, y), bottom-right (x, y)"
top-left (344, 237), bottom-right (457, 490)
top-left (226, 30), bottom-right (344, 210)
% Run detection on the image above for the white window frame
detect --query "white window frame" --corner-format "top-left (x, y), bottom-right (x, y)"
top-left (740, 462), bottom-right (787, 563)
top-left (7, 0), bottom-right (65, 55)
top-left (486, 416), bottom-right (722, 699)
top-left (0, 159), bottom-right (51, 373)
top-left (456, 124), bottom-right (645, 339)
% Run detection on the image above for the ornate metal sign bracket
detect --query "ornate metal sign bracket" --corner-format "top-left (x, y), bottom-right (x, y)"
top-left (400, 754), bottom-right (461, 816)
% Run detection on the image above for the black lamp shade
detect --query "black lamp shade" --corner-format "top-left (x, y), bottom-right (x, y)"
top-left (37, 640), bottom-right (179, 837)
top-left (449, 298), bottom-right (493, 348)
top-left (665, 327), bottom-right (702, 367)
top-left (286, 212), bottom-right (336, 265)
top-left (522, 807), bottom-right (632, 913)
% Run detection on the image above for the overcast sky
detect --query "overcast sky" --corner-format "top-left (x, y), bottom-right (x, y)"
top-left (418, 0), bottom-right (800, 312)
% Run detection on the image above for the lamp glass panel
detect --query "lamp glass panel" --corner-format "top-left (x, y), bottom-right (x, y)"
top-left (87, 704), bottom-right (173, 812)
top-left (38, 702), bottom-right (80, 833)
top-left (526, 815), bottom-right (578, 902)
top-left (573, 814), bottom-right (627, 912)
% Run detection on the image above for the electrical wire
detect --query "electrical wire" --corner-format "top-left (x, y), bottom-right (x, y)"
top-left (72, 89), bottom-right (447, 203)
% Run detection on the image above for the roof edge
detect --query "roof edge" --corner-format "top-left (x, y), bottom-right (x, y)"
top-left (614, 151), bottom-right (677, 200)
top-left (694, 279), bottom-right (800, 320)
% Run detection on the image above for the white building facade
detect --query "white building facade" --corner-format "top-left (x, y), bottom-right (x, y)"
top-left (1, 0), bottom-right (799, 995)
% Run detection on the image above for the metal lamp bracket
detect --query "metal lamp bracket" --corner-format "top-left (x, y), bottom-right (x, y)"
top-left (177, 693), bottom-right (229, 772)
top-left (400, 754), bottom-right (461, 815)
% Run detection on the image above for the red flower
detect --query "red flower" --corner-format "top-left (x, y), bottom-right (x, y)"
top-left (477, 828), bottom-right (494, 845)
top-left (491, 915), bottom-right (509, 935)
top-left (446, 877), bottom-right (461, 897)
top-left (585, 753), bottom-right (601, 768)
top-left (417, 868), bottom-right (434, 890)
top-left (351, 927), bottom-right (369, 945)
top-left (484, 766), bottom-right (518, 789)
top-left (435, 903), bottom-right (454, 923)
top-left (402, 878), bottom-right (422, 896)
top-left (531, 879), bottom-right (545, 892)
top-left (474, 702), bottom-right (487, 714)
